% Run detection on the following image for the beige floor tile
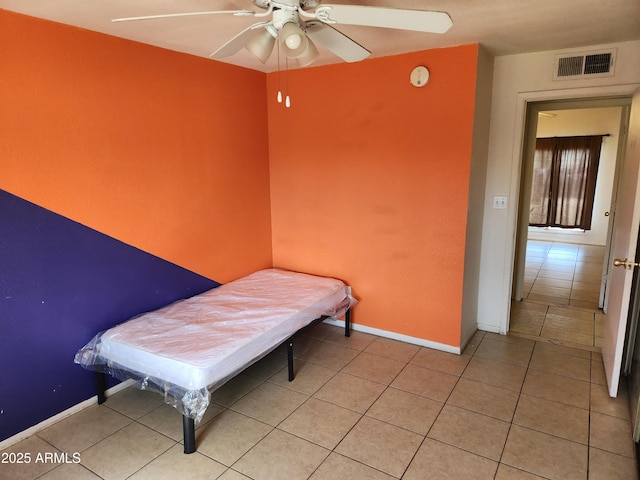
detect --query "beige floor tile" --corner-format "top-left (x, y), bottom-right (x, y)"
top-left (475, 337), bottom-right (533, 367)
top-left (530, 285), bottom-right (571, 298)
top-left (38, 404), bottom-right (132, 453)
top-left (528, 348), bottom-right (591, 381)
top-left (574, 262), bottom-right (602, 275)
top-left (572, 272), bottom-right (602, 285)
top-left (483, 332), bottom-right (535, 347)
top-left (589, 412), bottom-right (636, 458)
top-left (390, 364), bottom-right (459, 402)
top-left (509, 309), bottom-right (546, 327)
top-left (210, 374), bottom-right (263, 407)
top-left (103, 386), bottom-right (166, 420)
top-left (570, 298), bottom-right (600, 309)
top-left (569, 289), bottom-right (600, 303)
top-left (462, 356), bottom-right (527, 392)
top-left (591, 356), bottom-right (607, 385)
top-left (314, 372), bottom-right (386, 413)
top-left (335, 416), bottom-right (422, 477)
top-left (447, 378), bottom-right (519, 422)
top-left (521, 369), bottom-right (590, 409)
top-left (427, 405), bottom-right (510, 461)
top-left (410, 347), bottom-right (471, 376)
top-left (366, 387), bottom-right (443, 435)
top-left (540, 326), bottom-right (593, 347)
top-left (494, 464), bottom-right (548, 479)
top-left (80, 422), bottom-right (174, 480)
top-left (217, 470), bottom-right (252, 480)
top-left (137, 402), bottom-right (223, 441)
top-left (501, 425), bottom-right (587, 480)
top-left (462, 330), bottom-right (486, 356)
top-left (0, 436), bottom-right (62, 480)
top-left (547, 305), bottom-right (594, 321)
top-left (537, 269), bottom-right (574, 281)
top-left (38, 464), bottom-right (102, 480)
top-left (286, 334), bottom-right (320, 357)
top-left (323, 329), bottom-right (377, 351)
top-left (230, 382), bottom-right (308, 426)
top-left (278, 398), bottom-right (361, 449)
top-left (403, 438), bottom-right (498, 480)
top-left (363, 336), bottom-right (421, 363)
top-left (301, 322), bottom-right (341, 341)
top-left (127, 444), bottom-right (226, 480)
top-left (543, 314), bottom-right (594, 336)
top-left (341, 351), bottom-right (406, 385)
top-left (267, 359), bottom-right (336, 395)
top-left (195, 410), bottom-right (272, 466)
top-left (527, 293), bottom-right (570, 305)
top-left (243, 351), bottom-right (288, 380)
top-left (511, 301), bottom-right (548, 314)
top-left (533, 341), bottom-right (591, 359)
top-left (532, 277), bottom-right (573, 289)
top-left (233, 429), bottom-right (329, 480)
top-left (512, 394), bottom-right (589, 444)
top-left (309, 452), bottom-right (395, 480)
top-left (571, 280), bottom-right (601, 293)
top-left (298, 342), bottom-right (360, 371)
top-left (591, 383), bottom-right (631, 420)
top-left (588, 447), bottom-right (639, 480)
top-left (509, 321), bottom-right (542, 336)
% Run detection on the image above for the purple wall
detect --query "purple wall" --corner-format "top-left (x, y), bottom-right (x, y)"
top-left (0, 190), bottom-right (219, 441)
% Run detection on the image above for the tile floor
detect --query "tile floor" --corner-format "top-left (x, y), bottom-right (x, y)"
top-left (511, 240), bottom-right (606, 348)
top-left (2, 322), bottom-right (638, 479)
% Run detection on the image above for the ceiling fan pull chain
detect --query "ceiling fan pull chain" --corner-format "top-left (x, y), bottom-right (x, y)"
top-left (276, 41), bottom-right (283, 103)
top-left (285, 57), bottom-right (291, 108)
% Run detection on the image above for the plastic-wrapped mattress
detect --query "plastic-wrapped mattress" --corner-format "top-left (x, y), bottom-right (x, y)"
top-left (75, 268), bottom-right (355, 421)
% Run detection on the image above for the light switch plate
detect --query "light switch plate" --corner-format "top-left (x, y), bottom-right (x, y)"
top-left (493, 195), bottom-right (508, 209)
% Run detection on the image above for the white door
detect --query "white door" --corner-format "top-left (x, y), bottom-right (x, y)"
top-left (603, 89), bottom-right (640, 397)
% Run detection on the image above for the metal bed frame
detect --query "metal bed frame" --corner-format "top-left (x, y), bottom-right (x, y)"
top-left (95, 309), bottom-right (351, 454)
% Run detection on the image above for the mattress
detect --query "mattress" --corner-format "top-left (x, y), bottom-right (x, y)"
top-left (75, 268), bottom-right (355, 420)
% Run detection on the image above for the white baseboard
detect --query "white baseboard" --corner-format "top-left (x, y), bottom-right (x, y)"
top-left (0, 379), bottom-right (134, 451)
top-left (324, 319), bottom-right (461, 355)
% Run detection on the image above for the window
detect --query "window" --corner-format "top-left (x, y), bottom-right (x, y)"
top-left (529, 135), bottom-right (604, 230)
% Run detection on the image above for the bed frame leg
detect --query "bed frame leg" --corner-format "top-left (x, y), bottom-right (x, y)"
top-left (95, 372), bottom-right (107, 404)
top-left (287, 338), bottom-right (294, 381)
top-left (345, 309), bottom-right (351, 337)
top-left (183, 415), bottom-right (196, 454)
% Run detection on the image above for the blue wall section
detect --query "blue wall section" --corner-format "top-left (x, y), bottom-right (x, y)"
top-left (0, 190), bottom-right (220, 442)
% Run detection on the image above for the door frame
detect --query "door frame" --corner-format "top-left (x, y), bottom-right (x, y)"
top-left (512, 97), bottom-right (631, 307)
top-left (500, 84), bottom-right (640, 336)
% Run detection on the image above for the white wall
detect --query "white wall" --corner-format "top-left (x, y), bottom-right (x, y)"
top-left (461, 46), bottom-right (493, 349)
top-left (477, 40), bottom-right (640, 334)
top-left (528, 107), bottom-right (623, 246)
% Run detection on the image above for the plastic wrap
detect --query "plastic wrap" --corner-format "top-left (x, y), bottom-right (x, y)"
top-left (74, 268), bottom-right (356, 422)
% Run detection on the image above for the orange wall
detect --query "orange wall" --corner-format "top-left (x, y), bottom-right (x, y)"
top-left (268, 45), bottom-right (478, 347)
top-left (0, 11), bottom-right (272, 282)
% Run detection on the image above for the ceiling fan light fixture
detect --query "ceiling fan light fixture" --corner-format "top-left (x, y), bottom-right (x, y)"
top-left (245, 28), bottom-right (276, 63)
top-left (296, 38), bottom-right (319, 67)
top-left (279, 21), bottom-right (308, 58)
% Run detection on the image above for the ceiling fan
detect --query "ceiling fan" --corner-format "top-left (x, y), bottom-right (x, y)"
top-left (113, 0), bottom-right (453, 68)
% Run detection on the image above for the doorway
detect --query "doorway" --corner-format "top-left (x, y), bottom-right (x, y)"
top-left (510, 98), bottom-right (631, 349)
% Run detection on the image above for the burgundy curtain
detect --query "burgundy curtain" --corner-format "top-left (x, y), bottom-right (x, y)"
top-left (529, 135), bottom-right (603, 230)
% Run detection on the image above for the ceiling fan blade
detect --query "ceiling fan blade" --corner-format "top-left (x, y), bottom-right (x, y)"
top-left (210, 22), bottom-right (271, 59)
top-left (304, 21), bottom-right (370, 63)
top-left (112, 10), bottom-right (255, 23)
top-left (317, 5), bottom-right (452, 34)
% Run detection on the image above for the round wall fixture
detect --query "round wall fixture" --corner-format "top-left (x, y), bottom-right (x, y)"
top-left (410, 66), bottom-right (430, 87)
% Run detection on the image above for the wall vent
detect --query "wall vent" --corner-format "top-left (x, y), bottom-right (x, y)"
top-left (553, 49), bottom-right (616, 80)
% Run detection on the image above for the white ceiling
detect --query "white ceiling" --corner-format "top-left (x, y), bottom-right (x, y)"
top-left (2, 0), bottom-right (639, 73)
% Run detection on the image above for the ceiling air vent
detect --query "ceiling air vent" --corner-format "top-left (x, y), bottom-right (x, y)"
top-left (553, 49), bottom-right (616, 80)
